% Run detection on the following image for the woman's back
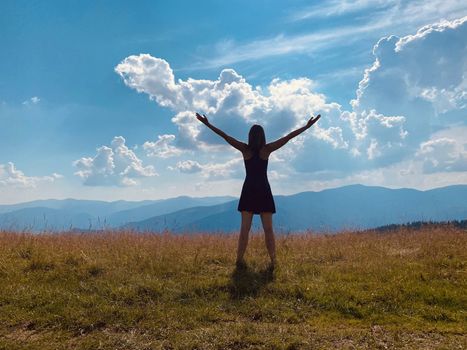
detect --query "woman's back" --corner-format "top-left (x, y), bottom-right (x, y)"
top-left (244, 149), bottom-right (268, 181)
top-left (238, 148), bottom-right (275, 214)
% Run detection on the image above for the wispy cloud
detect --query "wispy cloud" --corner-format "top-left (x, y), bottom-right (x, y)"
top-left (288, 0), bottom-right (395, 21)
top-left (196, 1), bottom-right (467, 69)
top-left (289, 0), bottom-right (467, 22)
top-left (314, 64), bottom-right (369, 84)
top-left (22, 96), bottom-right (40, 106)
top-left (196, 21), bottom-right (387, 69)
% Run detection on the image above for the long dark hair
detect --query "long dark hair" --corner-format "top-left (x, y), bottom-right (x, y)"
top-left (248, 124), bottom-right (266, 152)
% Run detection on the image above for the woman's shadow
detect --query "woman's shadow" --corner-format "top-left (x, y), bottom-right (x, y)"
top-left (228, 264), bottom-right (275, 300)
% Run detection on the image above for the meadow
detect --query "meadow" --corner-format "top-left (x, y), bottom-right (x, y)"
top-left (0, 225), bottom-right (465, 349)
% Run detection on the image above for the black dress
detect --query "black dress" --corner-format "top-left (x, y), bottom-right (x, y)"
top-left (237, 150), bottom-right (276, 214)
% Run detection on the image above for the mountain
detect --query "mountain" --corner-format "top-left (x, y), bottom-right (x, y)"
top-left (106, 196), bottom-right (236, 226)
top-left (123, 185), bottom-right (467, 233)
top-left (0, 199), bottom-right (155, 216)
top-left (2, 185), bottom-right (466, 233)
top-left (0, 207), bottom-right (94, 232)
top-left (0, 196), bottom-right (234, 232)
top-left (122, 201), bottom-right (239, 232)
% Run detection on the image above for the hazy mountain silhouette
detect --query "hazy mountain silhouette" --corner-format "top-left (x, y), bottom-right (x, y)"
top-left (0, 196), bottom-right (234, 232)
top-left (0, 199), bottom-right (154, 216)
top-left (105, 196), bottom-right (235, 226)
top-left (1, 185), bottom-right (466, 233)
top-left (123, 185), bottom-right (467, 233)
top-left (0, 207), bottom-right (95, 231)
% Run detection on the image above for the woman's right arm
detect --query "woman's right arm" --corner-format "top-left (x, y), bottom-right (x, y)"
top-left (196, 113), bottom-right (248, 152)
top-left (265, 114), bottom-right (321, 153)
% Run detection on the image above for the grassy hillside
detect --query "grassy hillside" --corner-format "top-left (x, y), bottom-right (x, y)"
top-left (0, 226), bottom-right (465, 349)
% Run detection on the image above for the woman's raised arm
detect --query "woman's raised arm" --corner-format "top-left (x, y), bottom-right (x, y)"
top-left (265, 114), bottom-right (321, 153)
top-left (196, 113), bottom-right (248, 152)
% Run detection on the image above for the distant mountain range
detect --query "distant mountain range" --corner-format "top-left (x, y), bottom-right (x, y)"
top-left (1, 185), bottom-right (466, 233)
top-left (0, 196), bottom-right (234, 231)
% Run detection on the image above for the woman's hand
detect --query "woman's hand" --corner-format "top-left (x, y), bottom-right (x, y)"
top-left (196, 112), bottom-right (209, 126)
top-left (306, 114), bottom-right (321, 128)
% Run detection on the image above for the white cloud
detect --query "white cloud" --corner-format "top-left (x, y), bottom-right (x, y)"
top-left (170, 158), bottom-right (244, 180)
top-left (116, 55), bottom-right (334, 149)
top-left (169, 160), bottom-right (203, 174)
top-left (117, 16), bottom-right (467, 184)
top-left (351, 16), bottom-right (467, 148)
top-left (143, 134), bottom-right (183, 158)
top-left (73, 136), bottom-right (156, 186)
top-left (0, 162), bottom-right (61, 188)
top-left (22, 96), bottom-right (40, 106)
top-left (417, 138), bottom-right (467, 173)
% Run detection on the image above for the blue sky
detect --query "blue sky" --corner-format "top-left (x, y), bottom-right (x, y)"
top-left (1, 0), bottom-right (466, 204)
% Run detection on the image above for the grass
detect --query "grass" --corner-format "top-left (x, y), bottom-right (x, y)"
top-left (0, 225), bottom-right (466, 349)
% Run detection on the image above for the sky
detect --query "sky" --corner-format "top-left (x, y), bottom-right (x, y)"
top-left (1, 0), bottom-right (467, 204)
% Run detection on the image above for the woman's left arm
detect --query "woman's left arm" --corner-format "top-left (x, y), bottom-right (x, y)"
top-left (196, 113), bottom-right (248, 152)
top-left (265, 114), bottom-right (321, 153)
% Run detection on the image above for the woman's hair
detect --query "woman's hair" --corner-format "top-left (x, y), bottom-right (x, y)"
top-left (248, 124), bottom-right (266, 152)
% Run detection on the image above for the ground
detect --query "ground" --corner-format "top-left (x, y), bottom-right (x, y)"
top-left (0, 226), bottom-right (465, 349)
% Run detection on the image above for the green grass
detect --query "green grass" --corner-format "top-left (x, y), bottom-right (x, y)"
top-left (0, 226), bottom-right (466, 349)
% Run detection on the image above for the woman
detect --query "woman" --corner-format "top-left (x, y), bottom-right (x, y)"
top-left (196, 112), bottom-right (321, 270)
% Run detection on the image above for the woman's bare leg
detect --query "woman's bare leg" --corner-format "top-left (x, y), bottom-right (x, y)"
top-left (236, 211), bottom-right (253, 263)
top-left (260, 212), bottom-right (276, 265)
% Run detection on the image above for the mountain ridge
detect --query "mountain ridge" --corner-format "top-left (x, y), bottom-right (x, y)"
top-left (124, 184), bottom-right (467, 233)
top-left (1, 185), bottom-right (466, 233)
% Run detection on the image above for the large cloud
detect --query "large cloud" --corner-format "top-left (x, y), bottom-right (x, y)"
top-left (169, 158), bottom-right (244, 180)
top-left (116, 16), bottom-right (467, 179)
top-left (416, 125), bottom-right (467, 176)
top-left (115, 55), bottom-right (406, 172)
top-left (0, 162), bottom-right (62, 188)
top-left (115, 59), bottom-right (316, 147)
top-left (73, 136), bottom-right (156, 186)
top-left (352, 17), bottom-right (467, 131)
top-left (143, 134), bottom-right (183, 158)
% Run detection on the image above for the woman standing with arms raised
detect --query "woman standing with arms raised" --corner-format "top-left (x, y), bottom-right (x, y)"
top-left (196, 113), bottom-right (321, 270)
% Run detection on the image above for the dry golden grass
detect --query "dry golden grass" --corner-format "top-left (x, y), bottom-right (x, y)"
top-left (0, 225), bottom-right (466, 349)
